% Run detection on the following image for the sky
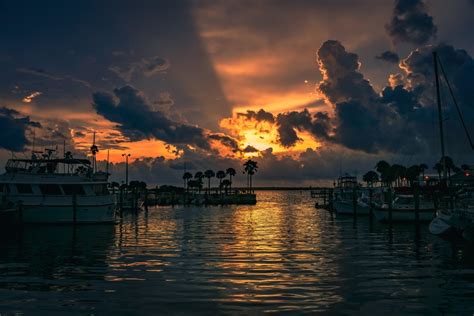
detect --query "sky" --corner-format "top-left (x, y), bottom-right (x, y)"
top-left (1, 0), bottom-right (474, 186)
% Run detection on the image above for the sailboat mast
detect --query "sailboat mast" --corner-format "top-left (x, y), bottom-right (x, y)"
top-left (433, 51), bottom-right (447, 180)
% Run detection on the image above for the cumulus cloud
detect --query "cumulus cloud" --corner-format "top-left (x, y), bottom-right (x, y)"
top-left (92, 85), bottom-right (210, 149)
top-left (0, 107), bottom-right (41, 152)
top-left (376, 51), bottom-right (400, 63)
top-left (276, 110), bottom-right (331, 147)
top-left (208, 133), bottom-right (241, 152)
top-left (316, 40), bottom-right (424, 154)
top-left (317, 40), bottom-right (377, 104)
top-left (386, 0), bottom-right (437, 45)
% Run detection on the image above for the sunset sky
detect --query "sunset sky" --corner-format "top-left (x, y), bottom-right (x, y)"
top-left (1, 0), bottom-right (474, 186)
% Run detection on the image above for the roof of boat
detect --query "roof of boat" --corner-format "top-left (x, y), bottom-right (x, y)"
top-left (8, 158), bottom-right (91, 165)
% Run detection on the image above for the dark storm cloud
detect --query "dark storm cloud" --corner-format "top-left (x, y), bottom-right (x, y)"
top-left (207, 133), bottom-right (241, 152)
top-left (0, 107), bottom-right (41, 152)
top-left (376, 51), bottom-right (400, 63)
top-left (316, 40), bottom-right (425, 154)
top-left (317, 40), bottom-right (377, 104)
top-left (386, 0), bottom-right (437, 45)
top-left (242, 145), bottom-right (259, 153)
top-left (276, 110), bottom-right (331, 147)
top-left (92, 85), bottom-right (211, 149)
top-left (237, 109), bottom-right (275, 123)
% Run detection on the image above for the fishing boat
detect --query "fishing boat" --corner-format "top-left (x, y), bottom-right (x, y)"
top-left (332, 174), bottom-right (376, 215)
top-left (373, 194), bottom-right (436, 222)
top-left (0, 150), bottom-right (115, 224)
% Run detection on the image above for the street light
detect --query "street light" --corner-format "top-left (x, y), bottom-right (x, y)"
top-left (122, 153), bottom-right (131, 186)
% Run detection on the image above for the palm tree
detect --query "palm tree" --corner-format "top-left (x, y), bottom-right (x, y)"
top-left (194, 171), bottom-right (204, 194)
top-left (216, 170), bottom-right (226, 194)
top-left (461, 164), bottom-right (471, 171)
top-left (390, 164), bottom-right (406, 187)
top-left (434, 162), bottom-right (443, 180)
top-left (419, 163), bottom-right (428, 178)
top-left (226, 167), bottom-right (236, 193)
top-left (243, 160), bottom-right (258, 192)
top-left (183, 172), bottom-right (192, 192)
top-left (204, 170), bottom-right (215, 195)
top-left (221, 179), bottom-right (231, 195)
top-left (375, 160), bottom-right (391, 186)
top-left (444, 156), bottom-right (456, 178)
top-left (406, 165), bottom-right (421, 186)
top-left (362, 171), bottom-right (378, 187)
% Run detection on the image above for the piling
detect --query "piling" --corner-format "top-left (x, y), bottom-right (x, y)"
top-left (369, 188), bottom-right (373, 218)
top-left (72, 194), bottom-right (77, 225)
top-left (18, 201), bottom-right (23, 224)
top-left (352, 187), bottom-right (357, 215)
top-left (414, 184), bottom-right (420, 223)
top-left (388, 188), bottom-right (393, 222)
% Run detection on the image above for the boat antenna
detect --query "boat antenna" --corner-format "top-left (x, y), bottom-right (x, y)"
top-left (106, 149), bottom-right (110, 175)
top-left (31, 128), bottom-right (36, 159)
top-left (433, 51), bottom-right (447, 180)
top-left (436, 54), bottom-right (474, 151)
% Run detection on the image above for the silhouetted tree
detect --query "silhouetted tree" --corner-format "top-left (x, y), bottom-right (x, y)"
top-left (226, 167), bottom-right (236, 192)
top-left (222, 179), bottom-right (231, 195)
top-left (204, 170), bottom-right (215, 194)
top-left (216, 170), bottom-right (226, 194)
top-left (406, 165), bottom-right (421, 186)
top-left (183, 172), bottom-right (192, 192)
top-left (362, 171), bottom-right (378, 187)
top-left (419, 163), bottom-right (428, 178)
top-left (243, 160), bottom-right (258, 192)
top-left (194, 171), bottom-right (204, 194)
top-left (434, 162), bottom-right (443, 180)
top-left (375, 160), bottom-right (391, 186)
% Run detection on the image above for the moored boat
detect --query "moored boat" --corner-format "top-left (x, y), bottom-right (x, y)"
top-left (374, 194), bottom-right (435, 222)
top-left (0, 153), bottom-right (115, 224)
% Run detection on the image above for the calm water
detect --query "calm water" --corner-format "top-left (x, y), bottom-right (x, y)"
top-left (0, 191), bottom-right (473, 315)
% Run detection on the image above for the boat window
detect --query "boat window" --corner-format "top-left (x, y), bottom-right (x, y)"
top-left (16, 184), bottom-right (33, 194)
top-left (93, 184), bottom-right (109, 195)
top-left (62, 184), bottom-right (86, 195)
top-left (39, 184), bottom-right (63, 195)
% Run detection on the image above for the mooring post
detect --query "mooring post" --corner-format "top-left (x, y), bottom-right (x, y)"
top-left (369, 187), bottom-right (373, 218)
top-left (18, 201), bottom-right (23, 224)
top-left (388, 188), bottom-right (393, 222)
top-left (353, 187), bottom-right (357, 216)
top-left (144, 189), bottom-right (149, 212)
top-left (72, 194), bottom-right (77, 225)
top-left (414, 184), bottom-right (420, 223)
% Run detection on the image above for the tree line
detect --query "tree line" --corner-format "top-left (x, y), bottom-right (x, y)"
top-left (362, 156), bottom-right (471, 187)
top-left (182, 159), bottom-right (258, 194)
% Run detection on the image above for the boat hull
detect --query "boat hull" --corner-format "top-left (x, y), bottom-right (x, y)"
top-left (374, 208), bottom-right (435, 222)
top-left (6, 195), bottom-right (116, 224)
top-left (333, 200), bottom-right (370, 215)
top-left (18, 204), bottom-right (115, 223)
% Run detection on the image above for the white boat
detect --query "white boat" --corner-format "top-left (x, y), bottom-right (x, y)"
top-left (0, 155), bottom-right (115, 224)
top-left (374, 194), bottom-right (435, 222)
top-left (429, 206), bottom-right (474, 239)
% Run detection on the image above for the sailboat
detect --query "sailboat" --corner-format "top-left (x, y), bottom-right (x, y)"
top-left (428, 51), bottom-right (474, 240)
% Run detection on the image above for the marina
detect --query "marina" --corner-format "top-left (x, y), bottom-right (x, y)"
top-left (1, 191), bottom-right (473, 314)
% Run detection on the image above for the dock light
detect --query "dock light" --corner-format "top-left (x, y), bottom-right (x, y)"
top-left (465, 172), bottom-right (470, 177)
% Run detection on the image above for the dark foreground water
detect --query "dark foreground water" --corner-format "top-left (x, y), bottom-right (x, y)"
top-left (1, 191), bottom-right (473, 315)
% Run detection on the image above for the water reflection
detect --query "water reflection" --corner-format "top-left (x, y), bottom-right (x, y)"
top-left (0, 191), bottom-right (473, 314)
